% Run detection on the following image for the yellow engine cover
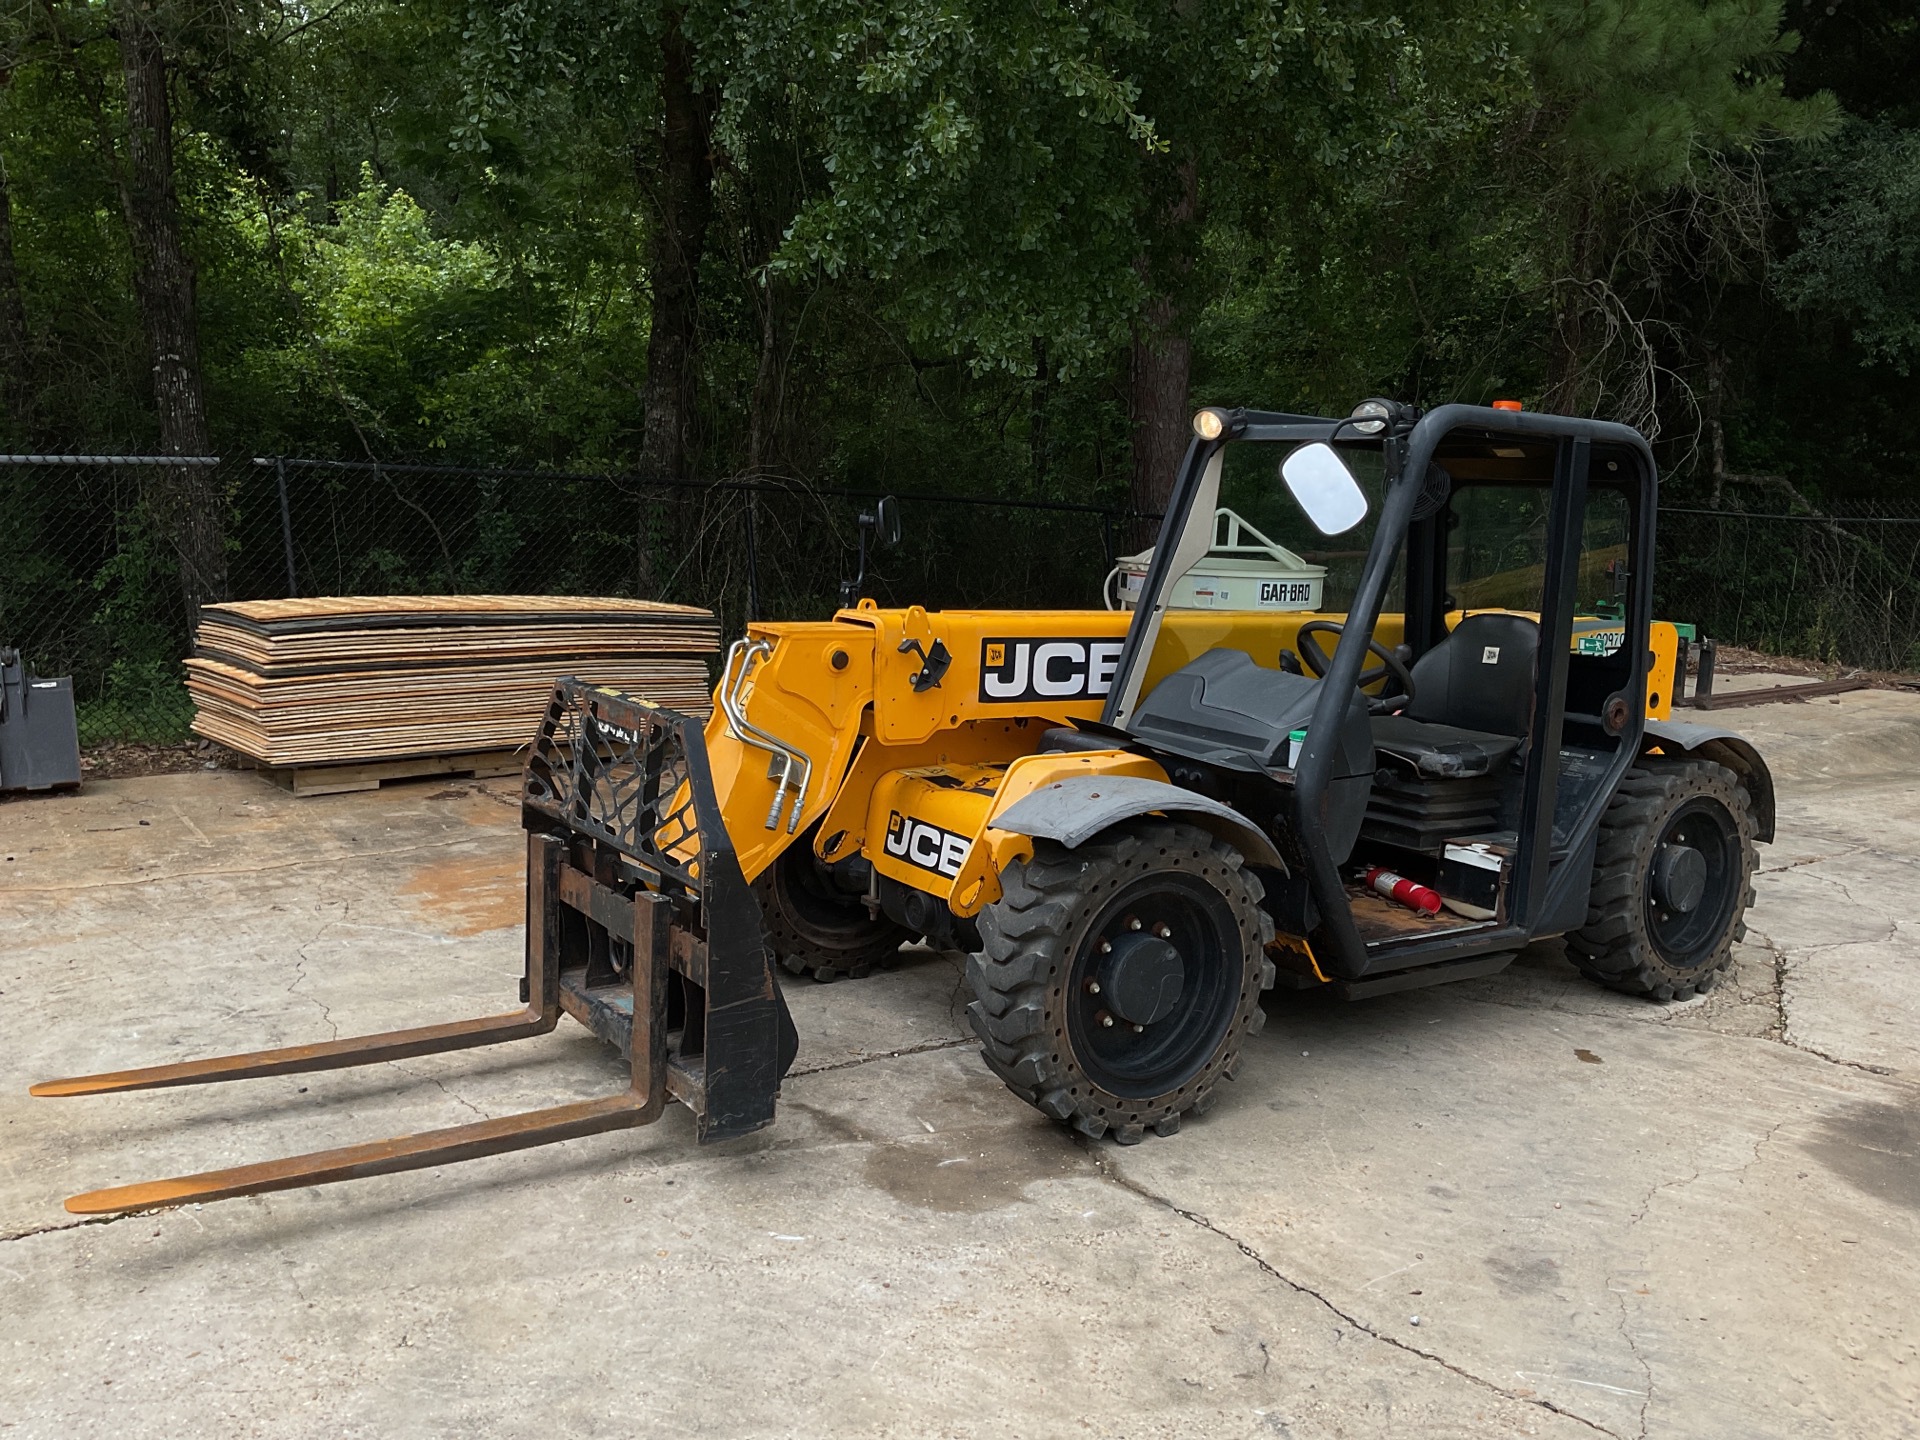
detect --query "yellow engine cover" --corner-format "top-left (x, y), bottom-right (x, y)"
top-left (865, 764), bottom-right (1006, 892)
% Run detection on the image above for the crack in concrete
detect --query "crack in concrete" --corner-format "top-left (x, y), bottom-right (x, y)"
top-left (287, 909), bottom-right (344, 1043)
top-left (1445, 929), bottom-right (1899, 1078)
top-left (1609, 1162), bottom-right (1701, 1440)
top-left (788, 1035), bottom-right (973, 1078)
top-left (1745, 1117), bottom-right (1792, 1176)
top-left (1083, 1149), bottom-right (1624, 1439)
top-left (1777, 1043), bottom-right (1894, 1076)
top-left (386, 1060), bottom-right (490, 1123)
top-left (1794, 928), bottom-right (1901, 957)
top-left (0, 1213), bottom-right (124, 1244)
top-left (1605, 1115), bottom-right (1793, 1437)
top-left (1769, 865), bottom-right (1906, 947)
top-left (1747, 930), bottom-right (1898, 1075)
top-left (1765, 931), bottom-right (1790, 1042)
top-left (1609, 1285), bottom-right (1654, 1440)
top-left (1756, 846), bottom-right (1870, 876)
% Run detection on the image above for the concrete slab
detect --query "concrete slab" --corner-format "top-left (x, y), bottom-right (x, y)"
top-left (3, 687), bottom-right (1919, 1439)
top-left (1711, 686), bottom-right (1920, 790)
top-left (1108, 986), bottom-right (1919, 1440)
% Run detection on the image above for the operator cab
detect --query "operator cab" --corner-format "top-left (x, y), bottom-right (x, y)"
top-left (1106, 401), bottom-right (1658, 981)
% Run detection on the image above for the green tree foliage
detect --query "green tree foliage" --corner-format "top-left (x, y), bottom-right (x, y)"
top-left (225, 167), bottom-right (652, 458)
top-left (1775, 120), bottom-right (1920, 374)
top-left (0, 0), bottom-right (1904, 507)
top-left (1521, 0), bottom-right (1835, 436)
top-left (1534, 0), bottom-right (1826, 186)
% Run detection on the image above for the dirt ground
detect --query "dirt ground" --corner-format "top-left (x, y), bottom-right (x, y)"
top-left (2, 679), bottom-right (1917, 1439)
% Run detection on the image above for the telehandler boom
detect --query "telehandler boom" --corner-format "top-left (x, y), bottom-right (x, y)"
top-left (35, 398), bottom-right (1773, 1212)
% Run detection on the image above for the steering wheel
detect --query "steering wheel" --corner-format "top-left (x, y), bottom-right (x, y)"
top-left (1295, 620), bottom-right (1416, 714)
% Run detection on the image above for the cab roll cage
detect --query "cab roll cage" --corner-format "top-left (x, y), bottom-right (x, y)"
top-left (1102, 404), bottom-right (1660, 983)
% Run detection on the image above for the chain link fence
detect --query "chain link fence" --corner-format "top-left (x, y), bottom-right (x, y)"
top-left (6, 453), bottom-right (1917, 748)
top-left (1, 454), bottom-right (1124, 746)
top-left (1655, 497), bottom-right (1920, 674)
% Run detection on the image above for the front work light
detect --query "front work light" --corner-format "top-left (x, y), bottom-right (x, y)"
top-left (1192, 408), bottom-right (1227, 441)
top-left (1348, 399), bottom-right (1393, 436)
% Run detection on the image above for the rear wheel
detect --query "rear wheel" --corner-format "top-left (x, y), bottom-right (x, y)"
top-left (755, 841), bottom-right (911, 982)
top-left (1569, 759), bottom-right (1757, 1000)
top-left (966, 821), bottom-right (1275, 1142)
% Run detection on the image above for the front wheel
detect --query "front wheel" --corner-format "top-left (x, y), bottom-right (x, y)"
top-left (755, 841), bottom-right (911, 982)
top-left (1569, 758), bottom-right (1758, 1000)
top-left (966, 821), bottom-right (1275, 1143)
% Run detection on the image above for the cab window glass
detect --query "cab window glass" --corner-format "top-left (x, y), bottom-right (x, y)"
top-left (1212, 440), bottom-right (1401, 614)
top-left (1446, 485), bottom-right (1630, 652)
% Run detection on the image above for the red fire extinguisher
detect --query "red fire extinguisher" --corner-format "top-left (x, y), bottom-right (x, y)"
top-left (1362, 865), bottom-right (1442, 915)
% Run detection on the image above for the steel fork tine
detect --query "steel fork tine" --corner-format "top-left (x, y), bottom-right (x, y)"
top-left (29, 1008), bottom-right (556, 1097)
top-left (63, 1090), bottom-right (649, 1215)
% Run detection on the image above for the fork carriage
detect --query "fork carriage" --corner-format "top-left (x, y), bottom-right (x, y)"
top-left (36, 681), bottom-right (796, 1216)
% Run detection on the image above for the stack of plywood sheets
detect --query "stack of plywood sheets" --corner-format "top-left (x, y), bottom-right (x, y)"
top-left (187, 595), bottom-right (719, 769)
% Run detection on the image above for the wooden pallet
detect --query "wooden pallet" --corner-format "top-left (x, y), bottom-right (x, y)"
top-left (252, 748), bottom-right (525, 798)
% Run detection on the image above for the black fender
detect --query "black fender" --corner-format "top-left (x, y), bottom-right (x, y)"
top-left (991, 775), bottom-right (1286, 871)
top-left (1642, 718), bottom-right (1775, 843)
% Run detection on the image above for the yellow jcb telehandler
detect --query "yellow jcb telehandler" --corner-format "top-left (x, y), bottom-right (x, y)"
top-left (35, 399), bottom-right (1774, 1214)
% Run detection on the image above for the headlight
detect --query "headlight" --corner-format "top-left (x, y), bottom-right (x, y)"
top-left (1192, 408), bottom-right (1227, 441)
top-left (1348, 399), bottom-right (1393, 436)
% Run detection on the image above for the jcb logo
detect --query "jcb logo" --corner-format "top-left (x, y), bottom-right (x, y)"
top-left (978, 636), bottom-right (1124, 704)
top-left (884, 811), bottom-right (970, 879)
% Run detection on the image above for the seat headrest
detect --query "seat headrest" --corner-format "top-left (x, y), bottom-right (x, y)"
top-left (1405, 612), bottom-right (1540, 737)
top-left (1446, 611), bottom-right (1540, 656)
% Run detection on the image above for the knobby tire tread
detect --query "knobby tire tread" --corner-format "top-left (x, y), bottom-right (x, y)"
top-left (966, 821), bottom-right (1276, 1143)
top-left (755, 864), bottom-right (910, 984)
top-left (1568, 758), bottom-right (1758, 1001)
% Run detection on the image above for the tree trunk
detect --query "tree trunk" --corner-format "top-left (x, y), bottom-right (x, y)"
top-left (638, 2), bottom-right (714, 483)
top-left (1545, 289), bottom-right (1586, 415)
top-left (1029, 335), bottom-right (1049, 497)
top-left (0, 161), bottom-right (33, 441)
top-left (1545, 197), bottom-right (1595, 416)
top-left (1128, 157), bottom-right (1198, 545)
top-left (746, 279), bottom-right (784, 476)
top-left (1703, 342), bottom-right (1727, 507)
top-left (117, 1), bottom-right (225, 609)
top-left (1128, 297), bottom-right (1191, 543)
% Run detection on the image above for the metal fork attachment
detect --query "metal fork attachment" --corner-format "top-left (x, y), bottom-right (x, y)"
top-left (33, 680), bottom-right (798, 1215)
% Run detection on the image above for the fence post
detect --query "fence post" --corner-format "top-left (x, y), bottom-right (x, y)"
top-left (274, 457), bottom-right (299, 598)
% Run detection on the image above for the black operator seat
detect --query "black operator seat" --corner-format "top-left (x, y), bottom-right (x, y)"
top-left (1370, 612), bottom-right (1540, 780)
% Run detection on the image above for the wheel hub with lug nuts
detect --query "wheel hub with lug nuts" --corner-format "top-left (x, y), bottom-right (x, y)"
top-left (1651, 842), bottom-right (1707, 914)
top-left (1095, 920), bottom-right (1187, 1028)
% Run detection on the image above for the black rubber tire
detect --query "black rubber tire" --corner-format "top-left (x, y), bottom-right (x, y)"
top-left (1568, 758), bottom-right (1758, 1001)
top-left (755, 843), bottom-right (911, 983)
top-left (966, 821), bottom-right (1276, 1143)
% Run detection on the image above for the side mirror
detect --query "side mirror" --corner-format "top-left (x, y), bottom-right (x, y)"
top-left (1280, 443), bottom-right (1369, 536)
top-left (874, 494), bottom-right (901, 548)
